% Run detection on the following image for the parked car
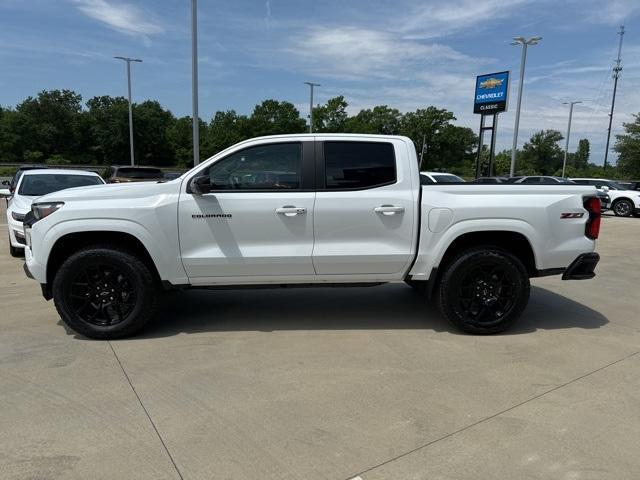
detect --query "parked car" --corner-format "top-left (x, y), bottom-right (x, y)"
top-left (6, 169), bottom-right (105, 257)
top-left (420, 172), bottom-right (465, 184)
top-left (617, 181), bottom-right (640, 191)
top-left (514, 176), bottom-right (575, 184)
top-left (163, 171), bottom-right (185, 181)
top-left (571, 178), bottom-right (640, 217)
top-left (23, 134), bottom-right (601, 339)
top-left (1, 164), bottom-right (49, 195)
top-left (472, 177), bottom-right (511, 184)
top-left (102, 166), bottom-right (165, 183)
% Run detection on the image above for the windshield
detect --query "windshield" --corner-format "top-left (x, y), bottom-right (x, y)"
top-left (432, 174), bottom-right (465, 183)
top-left (18, 174), bottom-right (103, 196)
top-left (116, 168), bottom-right (163, 179)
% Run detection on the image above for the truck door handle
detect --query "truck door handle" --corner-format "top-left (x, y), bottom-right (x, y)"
top-left (374, 205), bottom-right (405, 215)
top-left (276, 206), bottom-right (307, 216)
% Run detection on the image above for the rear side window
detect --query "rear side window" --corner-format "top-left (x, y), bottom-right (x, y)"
top-left (323, 142), bottom-right (396, 190)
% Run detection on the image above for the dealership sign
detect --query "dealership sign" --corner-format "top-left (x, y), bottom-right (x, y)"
top-left (474, 71), bottom-right (509, 114)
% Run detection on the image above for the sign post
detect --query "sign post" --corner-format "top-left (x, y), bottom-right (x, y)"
top-left (473, 71), bottom-right (509, 178)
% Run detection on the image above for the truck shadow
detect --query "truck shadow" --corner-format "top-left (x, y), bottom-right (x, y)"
top-left (125, 284), bottom-right (608, 339)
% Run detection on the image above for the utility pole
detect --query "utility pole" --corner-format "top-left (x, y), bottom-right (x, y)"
top-left (603, 25), bottom-right (625, 172)
top-left (304, 82), bottom-right (320, 133)
top-left (114, 56), bottom-right (142, 166)
top-left (562, 101), bottom-right (582, 177)
top-left (419, 134), bottom-right (426, 170)
top-left (191, 0), bottom-right (200, 165)
top-left (509, 36), bottom-right (541, 177)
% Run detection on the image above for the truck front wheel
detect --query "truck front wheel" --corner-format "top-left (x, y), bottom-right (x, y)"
top-left (52, 246), bottom-right (159, 339)
top-left (437, 247), bottom-right (530, 334)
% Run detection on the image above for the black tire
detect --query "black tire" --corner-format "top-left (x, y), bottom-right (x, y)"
top-left (52, 246), bottom-right (159, 339)
top-left (9, 243), bottom-right (23, 258)
top-left (437, 247), bottom-right (530, 334)
top-left (612, 199), bottom-right (633, 217)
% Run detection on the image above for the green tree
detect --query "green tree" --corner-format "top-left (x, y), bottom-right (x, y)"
top-left (205, 110), bottom-right (250, 155)
top-left (16, 89), bottom-right (84, 160)
top-left (519, 130), bottom-right (564, 175)
top-left (614, 114), bottom-right (640, 178)
top-left (345, 105), bottom-right (402, 134)
top-left (573, 138), bottom-right (590, 170)
top-left (86, 95), bottom-right (130, 164)
top-left (312, 96), bottom-right (349, 132)
top-left (248, 100), bottom-right (306, 137)
top-left (132, 100), bottom-right (176, 165)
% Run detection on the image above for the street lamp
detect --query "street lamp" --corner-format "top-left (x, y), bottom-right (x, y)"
top-left (304, 82), bottom-right (320, 133)
top-left (509, 36), bottom-right (541, 177)
top-left (114, 56), bottom-right (142, 166)
top-left (191, 0), bottom-right (200, 165)
top-left (562, 101), bottom-right (582, 177)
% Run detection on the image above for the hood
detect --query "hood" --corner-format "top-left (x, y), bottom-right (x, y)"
top-left (10, 194), bottom-right (35, 213)
top-left (36, 179), bottom-right (182, 203)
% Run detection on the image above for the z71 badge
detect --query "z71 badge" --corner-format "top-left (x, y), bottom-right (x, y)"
top-left (560, 212), bottom-right (584, 219)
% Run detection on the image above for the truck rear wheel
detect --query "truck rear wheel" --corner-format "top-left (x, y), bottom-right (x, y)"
top-left (437, 247), bottom-right (530, 334)
top-left (52, 246), bottom-right (158, 339)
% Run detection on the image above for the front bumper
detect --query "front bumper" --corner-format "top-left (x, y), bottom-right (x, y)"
top-left (562, 252), bottom-right (600, 280)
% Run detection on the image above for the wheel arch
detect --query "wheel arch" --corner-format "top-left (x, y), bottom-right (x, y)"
top-left (46, 231), bottom-right (162, 289)
top-left (438, 231), bottom-right (537, 277)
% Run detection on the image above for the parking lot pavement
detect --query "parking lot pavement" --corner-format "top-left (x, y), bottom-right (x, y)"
top-left (1, 204), bottom-right (639, 480)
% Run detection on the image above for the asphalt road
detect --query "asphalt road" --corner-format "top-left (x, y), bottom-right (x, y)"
top-left (1, 202), bottom-right (639, 480)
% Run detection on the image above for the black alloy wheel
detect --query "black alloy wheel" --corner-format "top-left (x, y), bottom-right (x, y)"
top-left (68, 264), bottom-right (136, 327)
top-left (53, 246), bottom-right (158, 339)
top-left (437, 247), bottom-right (530, 334)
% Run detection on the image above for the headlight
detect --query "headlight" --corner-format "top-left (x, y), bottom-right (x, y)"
top-left (11, 211), bottom-right (26, 222)
top-left (32, 202), bottom-right (64, 220)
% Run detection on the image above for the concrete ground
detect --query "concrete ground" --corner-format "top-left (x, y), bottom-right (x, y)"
top-left (1, 203), bottom-right (639, 480)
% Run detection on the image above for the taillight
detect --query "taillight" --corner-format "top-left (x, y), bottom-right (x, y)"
top-left (584, 196), bottom-right (601, 240)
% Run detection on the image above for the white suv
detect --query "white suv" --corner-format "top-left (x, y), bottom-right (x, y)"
top-left (571, 178), bottom-right (640, 217)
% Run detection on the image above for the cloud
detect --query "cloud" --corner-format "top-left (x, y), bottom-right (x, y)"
top-left (72, 0), bottom-right (164, 37)
top-left (584, 0), bottom-right (640, 25)
top-left (286, 26), bottom-right (483, 80)
top-left (399, 0), bottom-right (532, 38)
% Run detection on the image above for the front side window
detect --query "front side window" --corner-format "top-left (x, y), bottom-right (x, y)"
top-left (324, 142), bottom-right (396, 190)
top-left (18, 174), bottom-right (103, 196)
top-left (207, 143), bottom-right (301, 190)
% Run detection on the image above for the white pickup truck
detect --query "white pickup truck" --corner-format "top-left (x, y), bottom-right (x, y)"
top-left (22, 134), bottom-right (601, 339)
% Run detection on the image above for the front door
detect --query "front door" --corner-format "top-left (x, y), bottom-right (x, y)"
top-left (178, 141), bottom-right (316, 278)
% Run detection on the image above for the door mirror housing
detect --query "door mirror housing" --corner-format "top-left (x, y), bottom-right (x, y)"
top-left (601, 186), bottom-right (609, 193)
top-left (0, 188), bottom-right (10, 197)
top-left (190, 175), bottom-right (212, 194)
top-left (1, 180), bottom-right (10, 186)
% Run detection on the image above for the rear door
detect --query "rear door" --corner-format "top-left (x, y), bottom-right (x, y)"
top-left (312, 138), bottom-right (416, 276)
top-left (178, 140), bottom-right (316, 278)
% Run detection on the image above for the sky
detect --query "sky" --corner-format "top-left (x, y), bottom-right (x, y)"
top-left (1, 0), bottom-right (639, 164)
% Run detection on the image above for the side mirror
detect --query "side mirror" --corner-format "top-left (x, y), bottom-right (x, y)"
top-left (1, 180), bottom-right (10, 186)
top-left (190, 175), bottom-right (212, 195)
top-left (0, 188), bottom-right (10, 197)
top-left (601, 186), bottom-right (609, 192)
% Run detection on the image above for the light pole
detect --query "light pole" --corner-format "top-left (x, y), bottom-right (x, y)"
top-left (114, 56), bottom-right (142, 166)
top-left (562, 101), bottom-right (582, 178)
top-left (191, 0), bottom-right (200, 165)
top-left (509, 36), bottom-right (541, 177)
top-left (304, 82), bottom-right (320, 133)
